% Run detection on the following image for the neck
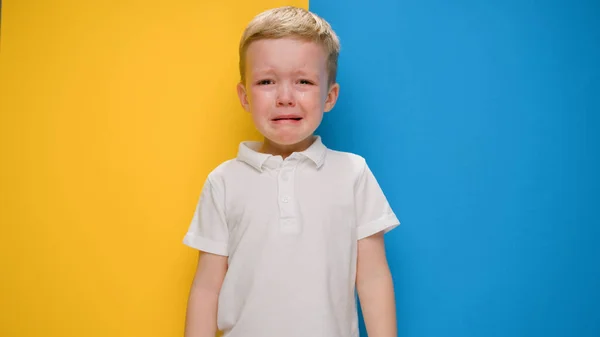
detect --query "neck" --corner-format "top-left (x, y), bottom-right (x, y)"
top-left (260, 136), bottom-right (316, 159)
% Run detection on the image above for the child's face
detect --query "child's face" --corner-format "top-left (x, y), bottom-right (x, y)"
top-left (237, 38), bottom-right (339, 148)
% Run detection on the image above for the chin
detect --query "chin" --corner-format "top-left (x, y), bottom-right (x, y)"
top-left (268, 133), bottom-right (313, 146)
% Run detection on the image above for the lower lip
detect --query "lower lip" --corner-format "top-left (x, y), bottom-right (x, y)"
top-left (272, 119), bottom-right (302, 124)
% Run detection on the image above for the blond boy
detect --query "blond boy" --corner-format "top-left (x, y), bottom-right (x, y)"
top-left (183, 6), bottom-right (399, 337)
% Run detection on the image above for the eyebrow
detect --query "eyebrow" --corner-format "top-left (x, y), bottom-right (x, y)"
top-left (293, 70), bottom-right (319, 78)
top-left (250, 69), bottom-right (276, 78)
top-left (251, 68), bottom-right (321, 79)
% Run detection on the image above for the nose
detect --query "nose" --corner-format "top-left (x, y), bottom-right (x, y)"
top-left (276, 83), bottom-right (295, 107)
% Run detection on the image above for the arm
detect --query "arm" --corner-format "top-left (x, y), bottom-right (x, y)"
top-left (184, 251), bottom-right (228, 337)
top-left (356, 231), bottom-right (397, 337)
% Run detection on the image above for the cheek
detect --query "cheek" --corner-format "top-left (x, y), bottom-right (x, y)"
top-left (248, 91), bottom-right (272, 121)
top-left (301, 98), bottom-right (316, 109)
top-left (249, 89), bottom-right (275, 107)
top-left (297, 91), bottom-right (323, 108)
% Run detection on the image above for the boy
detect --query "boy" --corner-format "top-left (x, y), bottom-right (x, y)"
top-left (183, 6), bottom-right (399, 337)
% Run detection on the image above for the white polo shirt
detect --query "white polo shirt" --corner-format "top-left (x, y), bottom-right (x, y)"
top-left (183, 136), bottom-right (399, 337)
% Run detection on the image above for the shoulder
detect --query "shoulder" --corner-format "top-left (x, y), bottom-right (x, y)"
top-left (203, 158), bottom-right (239, 186)
top-left (204, 154), bottom-right (262, 186)
top-left (323, 149), bottom-right (371, 189)
top-left (325, 149), bottom-right (368, 174)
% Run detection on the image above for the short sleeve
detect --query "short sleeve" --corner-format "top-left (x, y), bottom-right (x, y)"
top-left (182, 176), bottom-right (229, 256)
top-left (355, 160), bottom-right (400, 240)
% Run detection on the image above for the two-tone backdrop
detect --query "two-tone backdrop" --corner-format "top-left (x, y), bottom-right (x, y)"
top-left (1, 0), bottom-right (598, 336)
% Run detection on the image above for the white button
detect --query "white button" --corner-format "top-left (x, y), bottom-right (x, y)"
top-left (282, 196), bottom-right (289, 203)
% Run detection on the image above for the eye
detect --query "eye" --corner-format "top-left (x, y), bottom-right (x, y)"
top-left (299, 79), bottom-right (314, 85)
top-left (257, 79), bottom-right (273, 85)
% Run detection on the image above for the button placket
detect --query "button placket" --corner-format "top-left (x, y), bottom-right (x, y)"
top-left (278, 157), bottom-right (299, 233)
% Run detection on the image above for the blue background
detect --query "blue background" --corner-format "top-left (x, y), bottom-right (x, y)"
top-left (311, 0), bottom-right (600, 336)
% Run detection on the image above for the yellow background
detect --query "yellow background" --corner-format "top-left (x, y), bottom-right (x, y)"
top-left (0, 0), bottom-right (306, 336)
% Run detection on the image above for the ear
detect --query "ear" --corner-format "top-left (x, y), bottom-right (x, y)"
top-left (237, 82), bottom-right (251, 112)
top-left (324, 83), bottom-right (340, 112)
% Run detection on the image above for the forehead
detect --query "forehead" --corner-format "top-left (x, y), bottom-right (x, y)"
top-left (245, 38), bottom-right (327, 74)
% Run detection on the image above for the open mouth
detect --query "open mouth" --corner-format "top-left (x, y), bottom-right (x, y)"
top-left (272, 115), bottom-right (303, 123)
top-left (273, 117), bottom-right (302, 121)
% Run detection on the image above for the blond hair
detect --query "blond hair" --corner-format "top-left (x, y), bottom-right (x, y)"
top-left (238, 6), bottom-right (340, 86)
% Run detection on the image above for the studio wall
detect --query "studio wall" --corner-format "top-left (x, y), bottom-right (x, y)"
top-left (0, 1), bottom-right (307, 336)
top-left (310, 0), bottom-right (600, 336)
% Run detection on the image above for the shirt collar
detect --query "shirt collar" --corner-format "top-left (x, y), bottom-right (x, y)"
top-left (237, 136), bottom-right (327, 172)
